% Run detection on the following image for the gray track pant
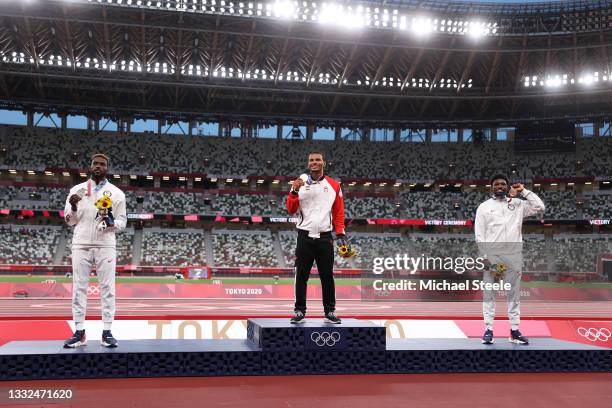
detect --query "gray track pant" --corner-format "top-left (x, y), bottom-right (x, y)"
top-left (482, 253), bottom-right (523, 331)
top-left (71, 247), bottom-right (116, 330)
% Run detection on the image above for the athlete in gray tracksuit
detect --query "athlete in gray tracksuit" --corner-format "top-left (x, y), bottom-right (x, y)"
top-left (63, 153), bottom-right (127, 348)
top-left (475, 174), bottom-right (544, 345)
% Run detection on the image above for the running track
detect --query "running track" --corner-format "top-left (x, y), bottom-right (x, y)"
top-left (1, 298), bottom-right (611, 320)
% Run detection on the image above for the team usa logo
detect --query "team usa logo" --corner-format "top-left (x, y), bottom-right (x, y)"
top-left (577, 327), bottom-right (611, 342)
top-left (310, 331), bottom-right (341, 347)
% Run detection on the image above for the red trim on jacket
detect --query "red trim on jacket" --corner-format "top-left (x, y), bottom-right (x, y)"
top-left (286, 190), bottom-right (300, 214)
top-left (326, 176), bottom-right (346, 235)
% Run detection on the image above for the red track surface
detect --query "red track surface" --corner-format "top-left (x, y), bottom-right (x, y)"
top-left (1, 298), bottom-right (611, 320)
top-left (1, 373), bottom-right (611, 408)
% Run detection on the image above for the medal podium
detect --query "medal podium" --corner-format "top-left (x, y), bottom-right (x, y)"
top-left (247, 318), bottom-right (387, 375)
top-left (1, 318), bottom-right (610, 380)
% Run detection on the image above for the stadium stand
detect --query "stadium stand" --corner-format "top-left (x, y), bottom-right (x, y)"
top-left (0, 185), bottom-right (66, 210)
top-left (141, 191), bottom-right (202, 215)
top-left (0, 225), bottom-right (61, 264)
top-left (140, 229), bottom-right (207, 266)
top-left (523, 235), bottom-right (548, 272)
top-left (583, 192), bottom-right (612, 219)
top-left (345, 197), bottom-right (398, 219)
top-left (553, 235), bottom-right (612, 273)
top-left (2, 125), bottom-right (611, 181)
top-left (212, 230), bottom-right (278, 267)
top-left (538, 191), bottom-right (577, 219)
top-left (350, 234), bottom-right (405, 270)
top-left (211, 194), bottom-right (273, 216)
top-left (399, 192), bottom-right (462, 219)
top-left (0, 221), bottom-right (606, 282)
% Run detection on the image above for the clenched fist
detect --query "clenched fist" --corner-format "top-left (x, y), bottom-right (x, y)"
top-left (291, 178), bottom-right (304, 192)
top-left (509, 183), bottom-right (524, 197)
top-left (69, 194), bottom-right (82, 212)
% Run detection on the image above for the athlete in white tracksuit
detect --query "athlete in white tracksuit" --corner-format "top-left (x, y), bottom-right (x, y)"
top-left (63, 153), bottom-right (127, 348)
top-left (474, 174), bottom-right (545, 344)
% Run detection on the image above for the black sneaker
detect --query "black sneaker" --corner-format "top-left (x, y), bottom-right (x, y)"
top-left (510, 329), bottom-right (529, 345)
top-left (101, 330), bottom-right (118, 348)
top-left (482, 329), bottom-right (494, 344)
top-left (63, 330), bottom-right (86, 348)
top-left (290, 311), bottom-right (306, 324)
top-left (324, 311), bottom-right (342, 324)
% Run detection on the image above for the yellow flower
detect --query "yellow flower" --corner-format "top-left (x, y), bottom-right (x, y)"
top-left (491, 263), bottom-right (506, 280)
top-left (95, 196), bottom-right (112, 210)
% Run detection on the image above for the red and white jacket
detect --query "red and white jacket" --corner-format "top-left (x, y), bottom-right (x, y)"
top-left (286, 175), bottom-right (345, 238)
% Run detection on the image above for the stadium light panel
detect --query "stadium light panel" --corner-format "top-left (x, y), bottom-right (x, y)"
top-left (412, 17), bottom-right (432, 35)
top-left (467, 21), bottom-right (487, 39)
top-left (272, 0), bottom-right (294, 19)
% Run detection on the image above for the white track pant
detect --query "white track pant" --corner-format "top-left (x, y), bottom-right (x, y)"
top-left (71, 247), bottom-right (116, 330)
top-left (482, 253), bottom-right (523, 331)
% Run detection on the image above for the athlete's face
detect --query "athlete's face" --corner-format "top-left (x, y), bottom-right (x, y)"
top-left (90, 157), bottom-right (108, 179)
top-left (491, 178), bottom-right (508, 197)
top-left (308, 153), bottom-right (325, 173)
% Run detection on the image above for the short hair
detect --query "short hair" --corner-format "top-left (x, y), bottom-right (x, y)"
top-left (308, 151), bottom-right (325, 161)
top-left (91, 153), bottom-right (110, 165)
top-left (490, 173), bottom-right (509, 185)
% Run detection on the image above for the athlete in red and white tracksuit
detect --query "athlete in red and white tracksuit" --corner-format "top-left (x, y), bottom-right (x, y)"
top-left (286, 152), bottom-right (345, 320)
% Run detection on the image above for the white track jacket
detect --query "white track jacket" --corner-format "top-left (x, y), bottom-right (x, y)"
top-left (64, 179), bottom-right (127, 248)
top-left (475, 189), bottom-right (545, 255)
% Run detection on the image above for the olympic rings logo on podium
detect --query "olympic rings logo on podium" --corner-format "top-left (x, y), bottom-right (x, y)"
top-left (310, 331), bottom-right (341, 347)
top-left (577, 327), bottom-right (611, 342)
top-left (87, 285), bottom-right (101, 296)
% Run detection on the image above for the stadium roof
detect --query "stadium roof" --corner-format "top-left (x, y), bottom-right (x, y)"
top-left (0, 0), bottom-right (611, 127)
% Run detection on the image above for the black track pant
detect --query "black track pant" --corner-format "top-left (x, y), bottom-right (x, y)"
top-left (293, 229), bottom-right (335, 314)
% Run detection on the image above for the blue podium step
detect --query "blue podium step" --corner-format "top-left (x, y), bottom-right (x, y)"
top-left (247, 318), bottom-right (386, 351)
top-left (1, 319), bottom-right (610, 380)
top-left (0, 340), bottom-right (260, 380)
